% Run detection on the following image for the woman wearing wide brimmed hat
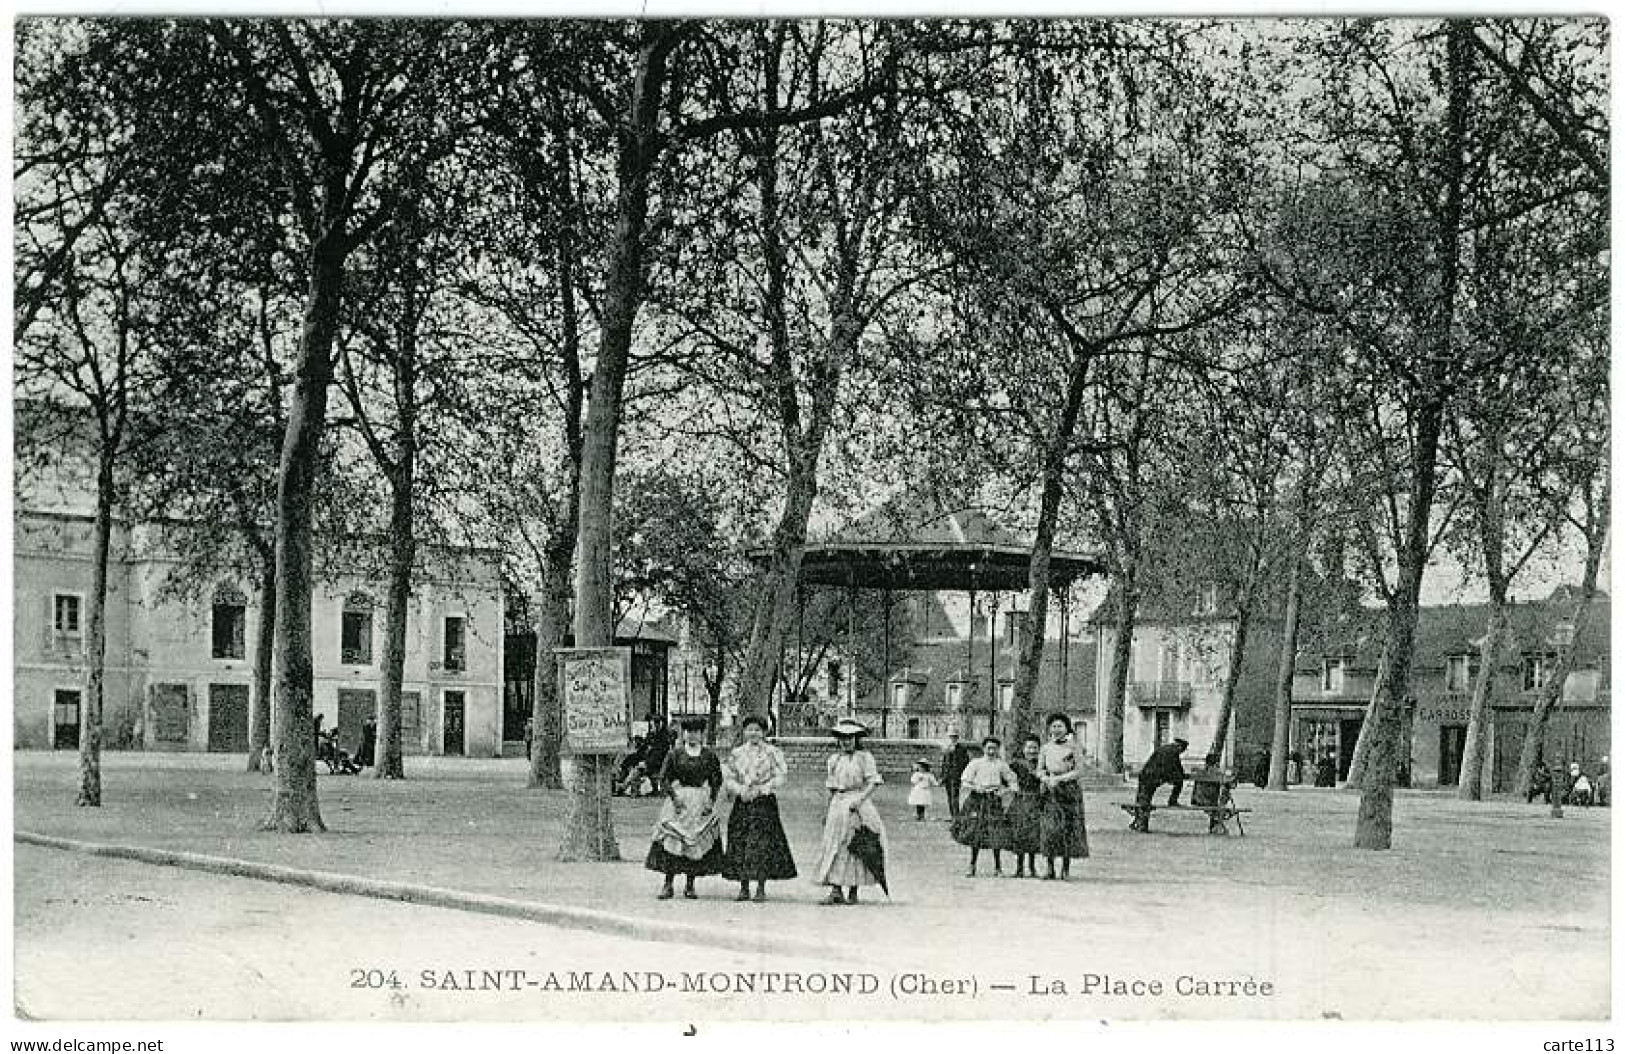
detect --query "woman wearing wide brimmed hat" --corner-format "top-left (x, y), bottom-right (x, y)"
top-left (645, 717), bottom-right (725, 900)
top-left (720, 714), bottom-right (797, 901)
top-left (812, 719), bottom-right (889, 905)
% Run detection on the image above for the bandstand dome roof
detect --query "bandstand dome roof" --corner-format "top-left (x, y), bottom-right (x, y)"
top-left (755, 495), bottom-right (1107, 592)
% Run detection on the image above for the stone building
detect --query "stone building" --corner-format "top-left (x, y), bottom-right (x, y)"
top-left (1292, 589), bottom-right (1611, 790)
top-left (13, 412), bottom-right (505, 757)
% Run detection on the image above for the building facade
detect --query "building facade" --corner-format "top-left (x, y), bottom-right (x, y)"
top-left (15, 510), bottom-right (506, 757)
top-left (1293, 592), bottom-right (1611, 790)
top-left (799, 590), bottom-right (1098, 745)
top-left (1090, 587), bottom-right (1274, 774)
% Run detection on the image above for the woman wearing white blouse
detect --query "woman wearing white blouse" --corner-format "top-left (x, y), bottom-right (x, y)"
top-left (953, 737), bottom-right (1016, 876)
top-left (720, 715), bottom-right (797, 901)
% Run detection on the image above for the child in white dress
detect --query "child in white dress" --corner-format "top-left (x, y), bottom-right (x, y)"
top-left (908, 760), bottom-right (940, 821)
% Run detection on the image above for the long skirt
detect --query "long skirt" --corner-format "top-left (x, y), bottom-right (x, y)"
top-left (952, 790), bottom-right (1010, 850)
top-left (813, 791), bottom-right (888, 888)
top-left (645, 785), bottom-right (724, 876)
top-left (1039, 782), bottom-right (1089, 859)
top-left (1006, 791), bottom-right (1043, 853)
top-left (721, 795), bottom-right (798, 881)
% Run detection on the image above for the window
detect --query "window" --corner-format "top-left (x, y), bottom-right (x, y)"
top-left (1445, 654), bottom-right (1473, 693)
top-left (341, 593), bottom-right (374, 665)
top-left (1154, 710), bottom-right (1171, 747)
top-left (53, 594), bottom-right (82, 634)
top-left (1160, 640), bottom-right (1184, 682)
top-left (443, 616), bottom-right (467, 672)
top-left (891, 683), bottom-right (907, 709)
top-left (52, 593), bottom-right (83, 649)
top-left (1195, 583), bottom-right (1219, 616)
top-left (1003, 611), bottom-right (1028, 648)
top-left (1523, 655), bottom-right (1551, 692)
top-left (946, 682), bottom-right (963, 709)
top-left (212, 585), bottom-right (247, 660)
top-left (826, 659), bottom-right (843, 699)
top-left (999, 683), bottom-right (1014, 712)
top-left (1322, 658), bottom-right (1346, 693)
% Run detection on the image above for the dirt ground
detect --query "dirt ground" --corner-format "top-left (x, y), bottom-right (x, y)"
top-left (12, 751), bottom-right (1611, 1021)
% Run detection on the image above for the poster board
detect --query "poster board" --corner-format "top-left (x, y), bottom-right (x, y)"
top-left (555, 646), bottom-right (632, 755)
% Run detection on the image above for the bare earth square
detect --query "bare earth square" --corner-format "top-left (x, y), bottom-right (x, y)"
top-left (13, 752), bottom-right (1609, 1021)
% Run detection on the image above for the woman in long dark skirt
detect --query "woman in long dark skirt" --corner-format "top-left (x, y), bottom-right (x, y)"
top-left (1037, 713), bottom-right (1089, 880)
top-left (721, 715), bottom-right (797, 901)
top-left (953, 737), bottom-right (1016, 876)
top-left (1006, 734), bottom-right (1044, 878)
top-left (645, 717), bottom-right (725, 899)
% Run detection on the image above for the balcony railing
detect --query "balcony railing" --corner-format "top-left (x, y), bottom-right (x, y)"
top-left (1129, 680), bottom-right (1193, 708)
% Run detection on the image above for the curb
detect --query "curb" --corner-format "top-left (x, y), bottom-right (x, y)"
top-left (16, 830), bottom-right (850, 962)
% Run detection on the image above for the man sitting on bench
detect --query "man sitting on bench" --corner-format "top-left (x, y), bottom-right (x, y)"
top-left (1130, 738), bottom-right (1189, 832)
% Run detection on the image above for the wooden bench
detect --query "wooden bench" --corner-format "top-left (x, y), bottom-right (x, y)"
top-left (1118, 801), bottom-right (1250, 836)
top-left (1118, 774), bottom-right (1250, 835)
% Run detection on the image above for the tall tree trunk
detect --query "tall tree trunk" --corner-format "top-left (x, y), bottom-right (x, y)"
top-left (1206, 603), bottom-right (1253, 760)
top-left (558, 27), bottom-right (675, 862)
top-left (529, 213), bottom-right (586, 790)
top-left (529, 485), bottom-right (577, 790)
top-left (1267, 543), bottom-right (1304, 790)
top-left (1353, 22), bottom-right (1470, 850)
top-left (246, 557), bottom-right (276, 771)
top-left (76, 451), bottom-right (116, 807)
top-left (262, 242), bottom-right (346, 834)
top-left (1342, 646), bottom-right (1391, 788)
top-left (1010, 358), bottom-right (1091, 741)
top-left (1513, 525), bottom-right (1607, 795)
top-left (375, 460), bottom-right (414, 780)
top-left (1100, 569), bottom-right (1137, 774)
top-left (1456, 584), bottom-right (1506, 800)
top-left (735, 466), bottom-right (818, 721)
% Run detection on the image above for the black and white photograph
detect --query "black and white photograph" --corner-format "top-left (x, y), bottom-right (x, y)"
top-left (7, 10), bottom-right (1611, 1046)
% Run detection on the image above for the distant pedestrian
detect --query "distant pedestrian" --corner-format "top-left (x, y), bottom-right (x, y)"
top-left (813, 719), bottom-right (888, 906)
top-left (941, 731), bottom-right (970, 822)
top-left (908, 760), bottom-right (940, 821)
top-left (1314, 749), bottom-right (1337, 787)
top-left (1037, 713), bottom-right (1089, 876)
top-left (1253, 748), bottom-right (1271, 789)
top-left (645, 717), bottom-right (672, 792)
top-left (1527, 759), bottom-right (1553, 805)
top-left (358, 718), bottom-right (377, 768)
top-left (1567, 763), bottom-right (1594, 807)
top-left (1286, 750), bottom-right (1304, 785)
top-left (646, 717), bottom-right (724, 900)
top-left (1006, 735), bottom-right (1044, 878)
top-left (720, 715), bottom-right (797, 902)
top-left (954, 736), bottom-right (1015, 876)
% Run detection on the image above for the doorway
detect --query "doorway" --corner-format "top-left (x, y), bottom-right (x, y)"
top-left (1337, 717), bottom-right (1364, 780)
top-left (52, 689), bottom-right (81, 749)
top-left (1439, 724), bottom-right (1467, 786)
top-left (336, 689), bottom-right (375, 754)
top-left (207, 684), bottom-right (249, 752)
top-left (443, 690), bottom-right (466, 755)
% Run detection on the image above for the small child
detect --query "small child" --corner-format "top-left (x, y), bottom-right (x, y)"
top-left (908, 760), bottom-right (940, 821)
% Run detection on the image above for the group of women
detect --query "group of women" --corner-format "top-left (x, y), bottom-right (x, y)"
top-left (643, 711), bottom-right (1088, 903)
top-left (951, 713), bottom-right (1090, 880)
top-left (644, 715), bottom-right (888, 905)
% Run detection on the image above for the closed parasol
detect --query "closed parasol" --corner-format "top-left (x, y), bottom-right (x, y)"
top-left (847, 824), bottom-right (889, 896)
